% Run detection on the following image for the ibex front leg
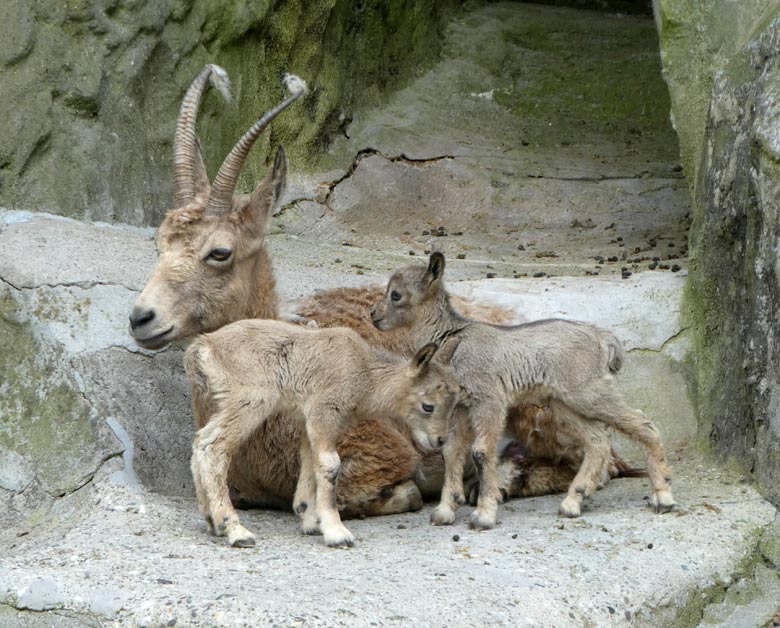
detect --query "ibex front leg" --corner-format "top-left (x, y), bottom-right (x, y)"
top-left (468, 401), bottom-right (507, 530)
top-left (431, 407), bottom-right (473, 526)
top-left (293, 433), bottom-right (321, 535)
top-left (305, 404), bottom-right (354, 548)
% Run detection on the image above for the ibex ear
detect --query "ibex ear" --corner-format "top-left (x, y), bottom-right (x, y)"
top-left (411, 342), bottom-right (439, 374)
top-left (426, 252), bottom-right (446, 283)
top-left (193, 137), bottom-right (210, 198)
top-left (435, 336), bottom-right (460, 365)
top-left (247, 145), bottom-right (288, 223)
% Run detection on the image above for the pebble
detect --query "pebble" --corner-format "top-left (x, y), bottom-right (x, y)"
top-left (622, 270), bottom-right (632, 279)
top-left (671, 264), bottom-right (681, 272)
top-left (452, 534), bottom-right (460, 542)
top-left (456, 253), bottom-right (466, 259)
top-left (486, 272), bottom-right (497, 278)
top-left (533, 272), bottom-right (546, 278)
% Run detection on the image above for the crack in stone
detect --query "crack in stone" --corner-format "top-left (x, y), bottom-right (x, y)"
top-left (323, 148), bottom-right (454, 207)
top-left (626, 325), bottom-right (691, 355)
top-left (527, 173), bottom-right (649, 182)
top-left (1, 274), bottom-right (138, 293)
top-left (275, 148), bottom-right (455, 217)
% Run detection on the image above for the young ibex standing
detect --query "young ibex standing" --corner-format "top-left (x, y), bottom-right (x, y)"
top-left (186, 319), bottom-right (462, 547)
top-left (372, 253), bottom-right (676, 529)
top-left (128, 64), bottom-right (634, 519)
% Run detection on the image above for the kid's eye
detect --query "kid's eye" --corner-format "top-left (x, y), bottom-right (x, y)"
top-left (391, 290), bottom-right (402, 302)
top-left (421, 402), bottom-right (435, 414)
top-left (206, 248), bottom-right (233, 262)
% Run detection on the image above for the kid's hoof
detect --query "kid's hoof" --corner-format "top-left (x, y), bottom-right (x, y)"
top-left (301, 515), bottom-right (321, 536)
top-left (324, 526), bottom-right (355, 548)
top-left (652, 490), bottom-right (676, 514)
top-left (468, 510), bottom-right (496, 531)
top-left (558, 496), bottom-right (582, 518)
top-left (430, 506), bottom-right (456, 526)
top-left (228, 526), bottom-right (256, 548)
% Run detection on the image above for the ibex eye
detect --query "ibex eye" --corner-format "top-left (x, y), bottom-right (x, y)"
top-left (421, 402), bottom-right (435, 414)
top-left (206, 248), bottom-right (232, 262)
top-left (391, 290), bottom-right (402, 302)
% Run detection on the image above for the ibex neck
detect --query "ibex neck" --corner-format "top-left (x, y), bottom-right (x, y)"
top-left (247, 249), bottom-right (279, 321)
top-left (413, 292), bottom-right (467, 346)
top-left (359, 351), bottom-right (409, 418)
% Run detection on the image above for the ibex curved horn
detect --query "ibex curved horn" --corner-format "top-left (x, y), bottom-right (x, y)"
top-left (173, 64), bottom-right (231, 208)
top-left (204, 74), bottom-right (308, 216)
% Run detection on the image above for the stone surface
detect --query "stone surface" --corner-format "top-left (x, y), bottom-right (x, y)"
top-left (656, 6), bottom-right (780, 507)
top-left (653, 0), bottom-right (780, 184)
top-left (0, 0), bottom-right (463, 225)
top-left (0, 458), bottom-right (775, 628)
top-left (276, 3), bottom-right (691, 275)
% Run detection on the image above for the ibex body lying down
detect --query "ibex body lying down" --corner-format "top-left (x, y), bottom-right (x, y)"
top-left (128, 64), bottom-right (633, 518)
top-left (372, 253), bottom-right (676, 528)
top-left (186, 319), bottom-right (461, 547)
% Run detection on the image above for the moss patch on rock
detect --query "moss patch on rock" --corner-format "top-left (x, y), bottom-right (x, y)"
top-left (0, 0), bottom-right (466, 225)
top-left (0, 287), bottom-right (110, 504)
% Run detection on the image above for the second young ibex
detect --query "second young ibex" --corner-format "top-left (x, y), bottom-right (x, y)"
top-left (372, 253), bottom-right (675, 529)
top-left (186, 319), bottom-right (462, 547)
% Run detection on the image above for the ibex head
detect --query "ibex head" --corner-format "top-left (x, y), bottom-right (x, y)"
top-left (371, 253), bottom-right (447, 332)
top-left (129, 65), bottom-right (307, 350)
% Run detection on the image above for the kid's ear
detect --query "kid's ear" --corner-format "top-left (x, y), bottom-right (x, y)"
top-left (426, 252), bottom-right (445, 282)
top-left (435, 336), bottom-right (460, 364)
top-left (412, 342), bottom-right (439, 372)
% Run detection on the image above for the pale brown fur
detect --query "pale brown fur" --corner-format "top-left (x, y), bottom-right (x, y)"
top-left (186, 319), bottom-right (462, 547)
top-left (372, 253), bottom-right (676, 528)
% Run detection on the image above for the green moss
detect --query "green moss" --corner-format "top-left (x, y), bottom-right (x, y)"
top-left (0, 289), bottom-right (100, 496)
top-left (488, 8), bottom-right (674, 155)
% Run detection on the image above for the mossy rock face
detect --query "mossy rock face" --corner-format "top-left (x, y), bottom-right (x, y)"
top-left (0, 0), bottom-right (464, 226)
top-left (672, 14), bottom-right (780, 506)
top-left (0, 285), bottom-right (118, 533)
top-left (654, 0), bottom-right (780, 190)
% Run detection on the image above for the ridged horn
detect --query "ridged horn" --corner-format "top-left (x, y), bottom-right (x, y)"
top-left (204, 74), bottom-right (308, 216)
top-left (173, 64), bottom-right (231, 208)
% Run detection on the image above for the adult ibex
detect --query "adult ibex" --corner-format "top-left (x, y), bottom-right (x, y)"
top-left (372, 253), bottom-right (675, 528)
top-left (129, 65), bottom-right (634, 519)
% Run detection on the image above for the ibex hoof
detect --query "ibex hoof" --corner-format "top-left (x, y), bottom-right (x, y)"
top-left (468, 510), bottom-right (496, 531)
top-left (558, 496), bottom-right (582, 518)
top-left (430, 506), bottom-right (456, 526)
top-left (228, 526), bottom-right (256, 548)
top-left (301, 514), bottom-right (321, 536)
top-left (324, 526), bottom-right (354, 548)
top-left (652, 490), bottom-right (676, 514)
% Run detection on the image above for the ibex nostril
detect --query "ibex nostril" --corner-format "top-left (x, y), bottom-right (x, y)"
top-left (129, 308), bottom-right (155, 330)
top-left (437, 437), bottom-right (446, 447)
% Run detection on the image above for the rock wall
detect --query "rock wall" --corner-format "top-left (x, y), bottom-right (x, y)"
top-left (656, 1), bottom-right (780, 505)
top-left (0, 0), bottom-right (463, 226)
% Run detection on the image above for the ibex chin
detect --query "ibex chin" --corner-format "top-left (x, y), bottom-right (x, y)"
top-left (186, 319), bottom-right (462, 547)
top-left (372, 253), bottom-right (676, 528)
top-left (128, 64), bottom-right (634, 519)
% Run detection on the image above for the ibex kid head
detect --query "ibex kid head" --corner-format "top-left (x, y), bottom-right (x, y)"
top-left (402, 338), bottom-right (462, 451)
top-left (371, 252), bottom-right (447, 332)
top-left (129, 66), bottom-right (307, 349)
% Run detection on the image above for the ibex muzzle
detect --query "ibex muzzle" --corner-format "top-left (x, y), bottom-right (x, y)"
top-left (129, 65), bottom-right (307, 349)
